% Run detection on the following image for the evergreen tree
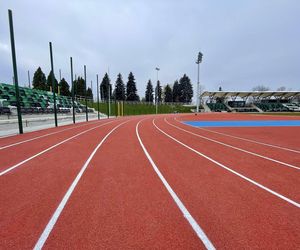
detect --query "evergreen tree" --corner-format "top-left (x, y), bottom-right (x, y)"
top-left (86, 87), bottom-right (93, 100)
top-left (145, 79), bottom-right (154, 103)
top-left (46, 70), bottom-right (58, 93)
top-left (164, 84), bottom-right (173, 103)
top-left (115, 73), bottom-right (125, 100)
top-left (172, 80), bottom-right (180, 102)
top-left (155, 80), bottom-right (162, 103)
top-left (59, 78), bottom-right (71, 96)
top-left (100, 73), bottom-right (112, 101)
top-left (74, 77), bottom-right (86, 97)
top-left (32, 67), bottom-right (47, 90)
top-left (179, 74), bottom-right (193, 103)
top-left (126, 72), bottom-right (139, 101)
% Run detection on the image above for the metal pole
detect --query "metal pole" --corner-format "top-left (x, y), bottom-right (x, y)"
top-left (49, 42), bottom-right (58, 127)
top-left (27, 70), bottom-right (31, 88)
top-left (108, 68), bottom-right (111, 117)
top-left (196, 52), bottom-right (203, 114)
top-left (74, 74), bottom-right (77, 101)
top-left (91, 80), bottom-right (93, 104)
top-left (84, 65), bottom-right (88, 121)
top-left (106, 71), bottom-right (110, 119)
top-left (97, 74), bottom-right (100, 120)
top-left (114, 79), bottom-right (117, 117)
top-left (8, 10), bottom-right (23, 134)
top-left (70, 57), bottom-right (75, 124)
top-left (155, 67), bottom-right (160, 114)
top-left (59, 69), bottom-right (61, 81)
top-left (196, 62), bottom-right (200, 113)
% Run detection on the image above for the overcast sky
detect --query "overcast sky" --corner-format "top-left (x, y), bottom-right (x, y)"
top-left (1, 0), bottom-right (299, 101)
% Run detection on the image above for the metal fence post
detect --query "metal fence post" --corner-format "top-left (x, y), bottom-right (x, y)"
top-left (49, 42), bottom-right (58, 127)
top-left (8, 9), bottom-right (23, 134)
top-left (70, 57), bottom-right (75, 124)
top-left (84, 65), bottom-right (88, 121)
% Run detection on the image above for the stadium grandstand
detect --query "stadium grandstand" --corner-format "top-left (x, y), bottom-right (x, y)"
top-left (0, 82), bottom-right (94, 115)
top-left (201, 91), bottom-right (300, 112)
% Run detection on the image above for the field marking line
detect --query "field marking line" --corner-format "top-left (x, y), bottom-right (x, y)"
top-left (0, 120), bottom-right (102, 150)
top-left (136, 119), bottom-right (215, 250)
top-left (154, 119), bottom-right (300, 208)
top-left (174, 117), bottom-right (300, 154)
top-left (168, 118), bottom-right (300, 171)
top-left (0, 120), bottom-right (115, 177)
top-left (33, 120), bottom-right (127, 250)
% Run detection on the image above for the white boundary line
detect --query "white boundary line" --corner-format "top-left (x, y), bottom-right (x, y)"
top-left (0, 120), bottom-right (102, 150)
top-left (0, 120), bottom-right (115, 177)
top-left (136, 119), bottom-right (215, 250)
top-left (33, 121), bottom-right (127, 250)
top-left (153, 119), bottom-right (300, 208)
top-left (174, 116), bottom-right (300, 154)
top-left (167, 118), bottom-right (300, 171)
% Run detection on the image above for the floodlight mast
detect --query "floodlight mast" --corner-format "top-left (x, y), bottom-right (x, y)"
top-left (196, 52), bottom-right (203, 114)
top-left (155, 67), bottom-right (160, 114)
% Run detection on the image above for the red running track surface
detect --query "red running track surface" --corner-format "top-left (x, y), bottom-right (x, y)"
top-left (0, 113), bottom-right (299, 249)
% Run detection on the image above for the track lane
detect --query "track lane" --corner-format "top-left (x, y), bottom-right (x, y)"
top-left (138, 116), bottom-right (300, 249)
top-left (158, 117), bottom-right (300, 201)
top-left (0, 119), bottom-right (115, 173)
top-left (169, 117), bottom-right (300, 168)
top-left (0, 119), bottom-right (126, 249)
top-left (39, 117), bottom-right (204, 249)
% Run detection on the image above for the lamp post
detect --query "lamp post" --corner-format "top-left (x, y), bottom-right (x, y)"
top-left (155, 67), bottom-right (160, 114)
top-left (196, 52), bottom-right (203, 114)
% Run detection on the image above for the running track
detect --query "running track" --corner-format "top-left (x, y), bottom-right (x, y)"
top-left (0, 113), bottom-right (299, 249)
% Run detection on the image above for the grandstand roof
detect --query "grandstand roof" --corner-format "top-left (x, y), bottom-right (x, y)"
top-left (201, 91), bottom-right (300, 99)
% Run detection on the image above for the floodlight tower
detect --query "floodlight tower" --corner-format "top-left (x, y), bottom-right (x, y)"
top-left (196, 51), bottom-right (203, 113)
top-left (155, 67), bottom-right (160, 114)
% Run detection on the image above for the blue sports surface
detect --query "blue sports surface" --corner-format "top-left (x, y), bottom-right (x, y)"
top-left (183, 120), bottom-right (300, 128)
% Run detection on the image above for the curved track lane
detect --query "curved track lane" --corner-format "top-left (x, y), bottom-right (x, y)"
top-left (0, 119), bottom-right (115, 173)
top-left (158, 117), bottom-right (300, 201)
top-left (176, 114), bottom-right (300, 150)
top-left (138, 116), bottom-right (300, 249)
top-left (39, 117), bottom-right (204, 249)
top-left (0, 118), bottom-right (127, 249)
top-left (1, 113), bottom-right (299, 249)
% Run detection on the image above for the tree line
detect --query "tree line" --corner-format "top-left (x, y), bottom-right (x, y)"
top-left (31, 67), bottom-right (193, 103)
top-left (32, 67), bottom-right (93, 99)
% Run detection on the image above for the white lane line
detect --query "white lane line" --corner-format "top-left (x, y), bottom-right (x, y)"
top-left (33, 120), bottom-right (127, 250)
top-left (136, 120), bottom-right (215, 250)
top-left (154, 119), bottom-right (300, 208)
top-left (0, 120), bottom-right (115, 177)
top-left (0, 120), bottom-right (101, 150)
top-left (174, 116), bottom-right (300, 154)
top-left (167, 118), bottom-right (300, 171)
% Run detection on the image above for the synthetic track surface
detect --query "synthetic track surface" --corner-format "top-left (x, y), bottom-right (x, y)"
top-left (0, 113), bottom-right (299, 249)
